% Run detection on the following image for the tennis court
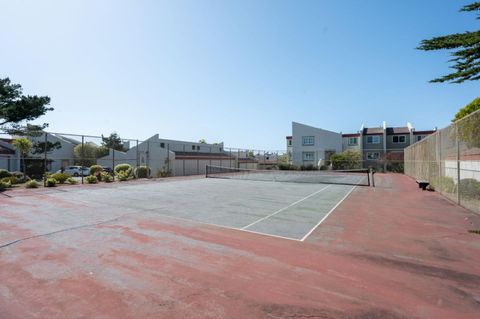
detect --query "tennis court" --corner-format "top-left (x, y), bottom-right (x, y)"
top-left (2, 166), bottom-right (370, 242)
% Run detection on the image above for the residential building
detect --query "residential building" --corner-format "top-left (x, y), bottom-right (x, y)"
top-left (97, 134), bottom-right (233, 176)
top-left (0, 139), bottom-right (20, 171)
top-left (287, 121), bottom-right (435, 170)
top-left (288, 122), bottom-right (343, 167)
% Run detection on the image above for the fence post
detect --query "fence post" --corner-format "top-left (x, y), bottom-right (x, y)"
top-left (146, 140), bottom-right (150, 169)
top-left (43, 132), bottom-right (48, 187)
top-left (456, 125), bottom-right (461, 205)
top-left (81, 135), bottom-right (84, 184)
top-left (112, 148), bottom-right (115, 182)
top-left (167, 143), bottom-right (170, 174)
top-left (136, 139), bottom-right (139, 171)
top-left (182, 144), bottom-right (185, 176)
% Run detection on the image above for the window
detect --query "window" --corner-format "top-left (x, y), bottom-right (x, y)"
top-left (416, 135), bottom-right (424, 142)
top-left (302, 152), bottom-right (315, 161)
top-left (348, 137), bottom-right (358, 145)
top-left (287, 140), bottom-right (292, 146)
top-left (192, 145), bottom-right (195, 150)
top-left (366, 152), bottom-right (380, 160)
top-left (196, 146), bottom-right (200, 150)
top-left (302, 136), bottom-right (315, 146)
top-left (366, 135), bottom-right (380, 144)
top-left (392, 135), bottom-right (406, 143)
top-left (160, 143), bottom-right (165, 148)
top-left (219, 147), bottom-right (222, 151)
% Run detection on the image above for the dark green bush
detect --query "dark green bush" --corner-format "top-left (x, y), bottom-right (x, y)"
top-left (278, 163), bottom-right (297, 170)
top-left (433, 176), bottom-right (456, 193)
top-left (330, 151), bottom-right (362, 170)
top-left (114, 163), bottom-right (132, 174)
top-left (50, 172), bottom-right (70, 184)
top-left (458, 178), bottom-right (480, 199)
top-left (135, 166), bottom-right (150, 178)
top-left (85, 175), bottom-right (98, 184)
top-left (0, 169), bottom-right (11, 179)
top-left (300, 164), bottom-right (318, 171)
top-left (46, 178), bottom-right (57, 187)
top-left (0, 180), bottom-right (11, 191)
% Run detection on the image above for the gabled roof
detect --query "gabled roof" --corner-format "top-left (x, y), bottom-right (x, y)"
top-left (342, 133), bottom-right (360, 137)
top-left (413, 130), bottom-right (436, 135)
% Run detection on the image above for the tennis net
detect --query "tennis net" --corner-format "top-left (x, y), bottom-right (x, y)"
top-left (206, 165), bottom-right (373, 186)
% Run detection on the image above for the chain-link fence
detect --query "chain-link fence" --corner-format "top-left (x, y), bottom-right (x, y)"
top-left (404, 109), bottom-right (480, 213)
top-left (0, 129), bottom-right (291, 186)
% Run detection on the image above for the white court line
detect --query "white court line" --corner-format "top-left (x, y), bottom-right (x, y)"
top-left (300, 185), bottom-right (356, 242)
top-left (241, 185), bottom-right (332, 230)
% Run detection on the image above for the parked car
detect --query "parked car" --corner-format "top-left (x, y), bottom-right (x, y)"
top-left (59, 166), bottom-right (90, 177)
top-left (101, 167), bottom-right (113, 174)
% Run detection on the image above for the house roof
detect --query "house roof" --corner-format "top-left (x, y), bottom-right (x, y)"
top-left (413, 130), bottom-right (436, 135)
top-left (386, 127), bottom-right (410, 134)
top-left (286, 136), bottom-right (292, 139)
top-left (342, 133), bottom-right (360, 137)
top-left (174, 151), bottom-right (234, 160)
top-left (363, 127), bottom-right (384, 135)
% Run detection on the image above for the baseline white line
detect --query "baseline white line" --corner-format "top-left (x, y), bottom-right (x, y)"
top-left (241, 185), bottom-right (332, 230)
top-left (300, 185), bottom-right (356, 242)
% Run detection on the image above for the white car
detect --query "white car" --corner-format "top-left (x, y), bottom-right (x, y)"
top-left (60, 166), bottom-right (90, 177)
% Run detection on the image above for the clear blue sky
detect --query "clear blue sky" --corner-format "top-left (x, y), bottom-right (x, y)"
top-left (1, 0), bottom-right (478, 150)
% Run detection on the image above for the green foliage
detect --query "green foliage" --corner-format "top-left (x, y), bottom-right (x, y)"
top-left (278, 163), bottom-right (297, 170)
top-left (50, 172), bottom-right (70, 184)
top-left (89, 165), bottom-right (103, 177)
top-left (434, 176), bottom-right (456, 193)
top-left (101, 132), bottom-right (127, 152)
top-left (0, 180), bottom-right (11, 191)
top-left (0, 77), bottom-right (52, 130)
top-left (198, 139), bottom-right (206, 144)
top-left (300, 164), bottom-right (318, 171)
top-left (459, 178), bottom-right (480, 199)
top-left (12, 138), bottom-right (32, 155)
top-left (67, 177), bottom-right (78, 185)
top-left (456, 104), bottom-right (480, 148)
top-left (453, 97), bottom-right (480, 121)
top-left (330, 151), bottom-right (362, 170)
top-left (114, 163), bottom-right (133, 180)
top-left (46, 178), bottom-right (57, 187)
top-left (135, 166), bottom-right (150, 178)
top-left (116, 171), bottom-right (129, 181)
top-left (25, 180), bottom-right (39, 188)
top-left (417, 3), bottom-right (480, 83)
top-left (0, 169), bottom-right (11, 178)
top-left (73, 143), bottom-right (99, 167)
top-left (2, 176), bottom-right (18, 185)
top-left (101, 172), bottom-right (113, 183)
top-left (85, 175), bottom-right (98, 184)
top-left (156, 169), bottom-right (172, 178)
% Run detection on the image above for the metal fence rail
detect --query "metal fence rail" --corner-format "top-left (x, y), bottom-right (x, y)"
top-left (404, 109), bottom-right (480, 213)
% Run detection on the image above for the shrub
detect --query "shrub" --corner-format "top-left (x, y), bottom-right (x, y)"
top-left (2, 176), bottom-right (18, 185)
top-left (114, 163), bottom-right (132, 174)
top-left (458, 178), bottom-right (480, 199)
top-left (156, 169), bottom-right (172, 178)
top-left (330, 151), bottom-right (362, 170)
top-left (135, 166), bottom-right (150, 178)
top-left (300, 164), bottom-right (318, 171)
top-left (25, 180), bottom-right (39, 188)
top-left (0, 169), bottom-right (12, 179)
top-left (46, 178), bottom-right (57, 187)
top-left (85, 175), bottom-right (98, 184)
top-left (50, 172), bottom-right (70, 184)
top-left (0, 180), bottom-right (11, 191)
top-left (67, 177), bottom-right (78, 185)
top-left (433, 176), bottom-right (456, 193)
top-left (116, 171), bottom-right (129, 181)
top-left (101, 172), bottom-right (113, 183)
top-left (89, 165), bottom-right (103, 179)
top-left (278, 163), bottom-right (297, 171)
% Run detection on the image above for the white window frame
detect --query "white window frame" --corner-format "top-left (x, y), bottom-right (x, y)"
top-left (366, 152), bottom-right (380, 160)
top-left (302, 152), bottom-right (315, 161)
top-left (366, 135), bottom-right (380, 144)
top-left (302, 136), bottom-right (315, 146)
top-left (348, 137), bottom-right (358, 145)
top-left (392, 135), bottom-right (406, 144)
